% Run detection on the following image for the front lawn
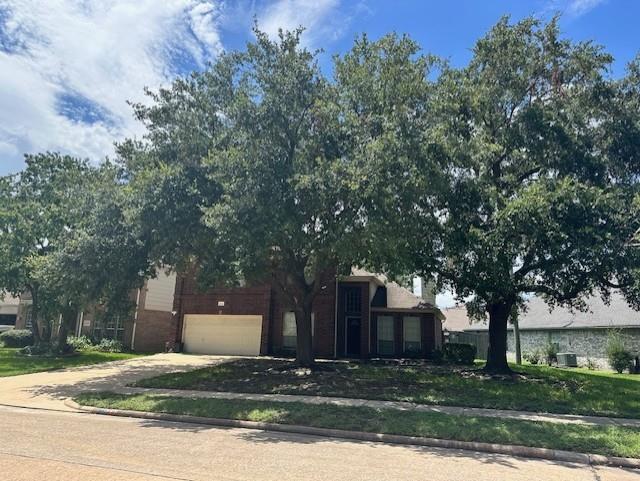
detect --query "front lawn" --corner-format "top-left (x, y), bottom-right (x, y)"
top-left (0, 348), bottom-right (141, 377)
top-left (134, 359), bottom-right (640, 419)
top-left (75, 392), bottom-right (640, 459)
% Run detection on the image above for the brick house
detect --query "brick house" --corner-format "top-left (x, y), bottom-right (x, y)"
top-left (17, 269), bottom-right (444, 359)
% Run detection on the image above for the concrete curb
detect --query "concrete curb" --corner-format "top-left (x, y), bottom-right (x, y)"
top-left (65, 399), bottom-right (640, 470)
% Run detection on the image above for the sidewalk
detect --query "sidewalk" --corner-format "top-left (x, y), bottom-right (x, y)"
top-left (112, 385), bottom-right (640, 428)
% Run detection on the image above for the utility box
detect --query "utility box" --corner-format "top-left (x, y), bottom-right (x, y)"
top-left (557, 352), bottom-right (578, 367)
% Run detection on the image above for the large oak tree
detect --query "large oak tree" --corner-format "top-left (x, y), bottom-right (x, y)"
top-left (389, 17), bottom-right (640, 373)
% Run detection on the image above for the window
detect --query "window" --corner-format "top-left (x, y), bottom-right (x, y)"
top-left (403, 316), bottom-right (421, 354)
top-left (93, 316), bottom-right (125, 341)
top-left (377, 316), bottom-right (394, 355)
top-left (345, 287), bottom-right (361, 313)
top-left (282, 311), bottom-right (314, 350)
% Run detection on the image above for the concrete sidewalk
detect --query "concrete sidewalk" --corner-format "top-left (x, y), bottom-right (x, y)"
top-left (112, 386), bottom-right (640, 428)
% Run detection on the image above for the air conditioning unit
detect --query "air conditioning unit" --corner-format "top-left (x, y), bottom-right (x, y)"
top-left (557, 352), bottom-right (577, 367)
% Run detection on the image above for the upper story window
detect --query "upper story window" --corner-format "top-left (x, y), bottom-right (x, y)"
top-left (344, 287), bottom-right (362, 314)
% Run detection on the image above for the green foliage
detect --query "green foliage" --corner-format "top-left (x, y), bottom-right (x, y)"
top-left (523, 350), bottom-right (541, 365)
top-left (94, 338), bottom-right (124, 353)
top-left (375, 16), bottom-right (640, 372)
top-left (606, 330), bottom-right (633, 373)
top-left (67, 336), bottom-right (93, 351)
top-left (0, 329), bottom-right (33, 348)
top-left (442, 343), bottom-right (477, 365)
top-left (430, 349), bottom-right (444, 364)
top-left (543, 341), bottom-right (559, 366)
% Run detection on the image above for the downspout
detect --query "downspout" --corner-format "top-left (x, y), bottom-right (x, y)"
top-left (130, 288), bottom-right (141, 351)
top-left (333, 279), bottom-right (338, 358)
top-left (76, 311), bottom-right (84, 337)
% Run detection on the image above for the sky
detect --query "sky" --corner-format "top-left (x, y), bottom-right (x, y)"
top-left (1, 0), bottom-right (638, 307)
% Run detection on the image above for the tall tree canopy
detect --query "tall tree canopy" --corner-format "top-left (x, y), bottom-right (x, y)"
top-left (383, 17), bottom-right (640, 373)
top-left (120, 28), bottom-right (427, 366)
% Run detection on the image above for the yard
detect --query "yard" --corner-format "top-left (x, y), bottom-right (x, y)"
top-left (76, 392), bottom-right (640, 459)
top-left (134, 358), bottom-right (640, 419)
top-left (0, 347), bottom-right (141, 377)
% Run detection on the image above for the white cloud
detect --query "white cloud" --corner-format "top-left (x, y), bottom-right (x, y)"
top-left (256, 0), bottom-right (351, 47)
top-left (566, 0), bottom-right (606, 16)
top-left (0, 0), bottom-right (224, 174)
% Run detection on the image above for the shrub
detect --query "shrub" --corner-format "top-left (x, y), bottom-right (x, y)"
top-left (67, 336), bottom-right (94, 352)
top-left (523, 350), bottom-right (541, 365)
top-left (0, 329), bottom-right (34, 348)
top-left (607, 330), bottom-right (633, 373)
top-left (95, 338), bottom-right (124, 353)
top-left (442, 343), bottom-right (476, 365)
top-left (430, 349), bottom-right (444, 364)
top-left (585, 358), bottom-right (598, 370)
top-left (543, 341), bottom-right (558, 365)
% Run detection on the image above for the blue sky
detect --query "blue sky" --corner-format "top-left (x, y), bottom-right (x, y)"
top-left (1, 0), bottom-right (638, 178)
top-left (0, 0), bottom-right (638, 306)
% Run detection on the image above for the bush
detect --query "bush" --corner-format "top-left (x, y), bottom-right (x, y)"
top-left (430, 349), bottom-right (444, 364)
top-left (443, 343), bottom-right (476, 365)
top-left (0, 329), bottom-right (34, 348)
top-left (67, 336), bottom-right (94, 351)
top-left (523, 350), bottom-right (541, 365)
top-left (95, 338), bottom-right (124, 353)
top-left (543, 341), bottom-right (558, 365)
top-left (607, 330), bottom-right (633, 373)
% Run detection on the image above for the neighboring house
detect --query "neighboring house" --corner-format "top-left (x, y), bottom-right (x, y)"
top-left (452, 293), bottom-right (640, 368)
top-left (0, 295), bottom-right (18, 332)
top-left (13, 269), bottom-right (444, 358)
top-left (15, 272), bottom-right (177, 352)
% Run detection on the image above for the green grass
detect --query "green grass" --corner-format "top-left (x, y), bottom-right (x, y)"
top-left (0, 348), bottom-right (141, 377)
top-left (134, 359), bottom-right (640, 419)
top-left (75, 392), bottom-right (640, 459)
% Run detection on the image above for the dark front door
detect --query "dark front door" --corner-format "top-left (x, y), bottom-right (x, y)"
top-left (346, 316), bottom-right (361, 357)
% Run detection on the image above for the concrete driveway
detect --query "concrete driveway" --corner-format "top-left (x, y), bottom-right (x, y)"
top-left (0, 353), bottom-right (228, 410)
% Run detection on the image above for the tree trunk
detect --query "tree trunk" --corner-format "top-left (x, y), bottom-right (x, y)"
top-left (484, 300), bottom-right (514, 374)
top-left (513, 315), bottom-right (522, 365)
top-left (57, 307), bottom-right (77, 353)
top-left (294, 301), bottom-right (314, 368)
top-left (29, 288), bottom-right (42, 345)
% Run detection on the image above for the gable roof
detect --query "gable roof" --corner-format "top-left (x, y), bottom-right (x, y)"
top-left (461, 292), bottom-right (640, 331)
top-left (349, 268), bottom-right (444, 319)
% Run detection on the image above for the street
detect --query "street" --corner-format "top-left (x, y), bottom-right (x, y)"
top-left (0, 405), bottom-right (637, 481)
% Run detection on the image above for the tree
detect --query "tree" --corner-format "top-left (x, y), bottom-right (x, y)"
top-left (0, 153), bottom-right (94, 347)
top-left (391, 17), bottom-right (640, 373)
top-left (120, 29), bottom-right (429, 366)
top-left (36, 162), bottom-right (154, 349)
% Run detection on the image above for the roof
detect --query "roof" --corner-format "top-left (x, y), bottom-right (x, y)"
top-left (462, 292), bottom-right (640, 332)
top-left (350, 268), bottom-right (444, 319)
top-left (441, 306), bottom-right (483, 332)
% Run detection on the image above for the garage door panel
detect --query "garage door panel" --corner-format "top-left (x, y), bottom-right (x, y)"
top-left (183, 314), bottom-right (262, 356)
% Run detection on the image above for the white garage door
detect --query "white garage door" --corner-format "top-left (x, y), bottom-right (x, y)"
top-left (182, 314), bottom-right (263, 356)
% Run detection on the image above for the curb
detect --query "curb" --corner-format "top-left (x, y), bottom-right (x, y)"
top-left (64, 399), bottom-right (640, 470)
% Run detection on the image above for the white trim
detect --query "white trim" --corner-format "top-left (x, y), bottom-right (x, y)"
top-left (333, 280), bottom-right (338, 358)
top-left (131, 288), bottom-right (141, 351)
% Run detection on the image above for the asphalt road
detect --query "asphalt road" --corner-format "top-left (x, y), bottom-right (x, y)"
top-left (0, 405), bottom-right (637, 481)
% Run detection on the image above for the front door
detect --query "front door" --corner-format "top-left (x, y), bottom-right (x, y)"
top-left (346, 316), bottom-right (361, 357)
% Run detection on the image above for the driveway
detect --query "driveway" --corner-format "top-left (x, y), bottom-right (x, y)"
top-left (0, 353), bottom-right (228, 410)
top-left (1, 405), bottom-right (636, 481)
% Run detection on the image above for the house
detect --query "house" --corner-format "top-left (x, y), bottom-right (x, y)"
top-left (451, 293), bottom-right (640, 368)
top-left (173, 269), bottom-right (444, 359)
top-left (0, 295), bottom-right (18, 332)
top-left (17, 269), bottom-right (444, 358)
top-left (15, 273), bottom-right (176, 351)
